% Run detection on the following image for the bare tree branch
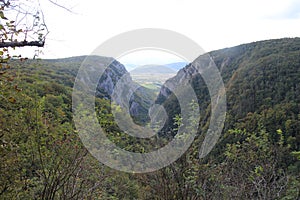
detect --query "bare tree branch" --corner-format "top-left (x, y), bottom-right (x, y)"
top-left (0, 40), bottom-right (45, 48)
top-left (47, 0), bottom-right (76, 13)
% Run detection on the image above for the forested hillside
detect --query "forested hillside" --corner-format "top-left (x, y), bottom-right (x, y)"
top-left (0, 57), bottom-right (154, 199)
top-left (155, 38), bottom-right (300, 199)
top-left (0, 38), bottom-right (299, 199)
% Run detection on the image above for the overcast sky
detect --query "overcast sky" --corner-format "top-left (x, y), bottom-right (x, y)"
top-left (17, 0), bottom-right (300, 65)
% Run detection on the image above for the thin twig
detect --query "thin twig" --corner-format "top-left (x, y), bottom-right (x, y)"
top-left (47, 0), bottom-right (76, 14)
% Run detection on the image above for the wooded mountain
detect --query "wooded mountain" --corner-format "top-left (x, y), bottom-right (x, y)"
top-left (152, 38), bottom-right (300, 199)
top-left (46, 56), bottom-right (155, 123)
top-left (0, 38), bottom-right (299, 199)
top-left (158, 38), bottom-right (300, 140)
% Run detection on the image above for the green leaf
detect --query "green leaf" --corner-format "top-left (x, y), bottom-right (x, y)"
top-left (291, 151), bottom-right (300, 160)
top-left (0, 11), bottom-right (8, 20)
top-left (8, 97), bottom-right (16, 103)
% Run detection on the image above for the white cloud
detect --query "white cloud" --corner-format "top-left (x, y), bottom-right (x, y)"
top-left (12, 0), bottom-right (300, 59)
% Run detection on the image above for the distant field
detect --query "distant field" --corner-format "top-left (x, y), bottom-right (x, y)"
top-left (140, 83), bottom-right (161, 90)
top-left (131, 73), bottom-right (176, 93)
top-left (129, 64), bottom-right (181, 94)
top-left (131, 73), bottom-right (176, 84)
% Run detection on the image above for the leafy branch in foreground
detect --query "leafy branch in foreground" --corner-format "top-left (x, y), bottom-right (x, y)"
top-left (0, 0), bottom-right (48, 49)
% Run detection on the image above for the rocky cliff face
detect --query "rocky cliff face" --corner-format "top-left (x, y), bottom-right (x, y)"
top-left (96, 59), bottom-right (129, 98)
top-left (156, 63), bottom-right (198, 103)
top-left (41, 55), bottom-right (153, 124)
top-left (156, 53), bottom-right (215, 106)
top-left (94, 58), bottom-right (154, 123)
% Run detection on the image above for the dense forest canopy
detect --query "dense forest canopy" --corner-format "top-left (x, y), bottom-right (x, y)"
top-left (0, 38), bottom-right (299, 199)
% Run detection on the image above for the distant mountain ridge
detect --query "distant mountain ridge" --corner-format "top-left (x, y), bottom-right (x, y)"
top-left (130, 64), bottom-right (177, 74)
top-left (165, 62), bottom-right (188, 71)
top-left (124, 61), bottom-right (187, 72)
